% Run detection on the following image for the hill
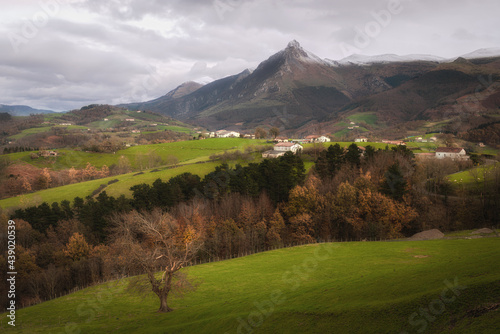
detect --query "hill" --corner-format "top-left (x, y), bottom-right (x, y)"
top-left (0, 104), bottom-right (55, 116)
top-left (0, 138), bottom-right (269, 209)
top-left (1, 105), bottom-right (199, 152)
top-left (121, 42), bottom-right (500, 140)
top-left (3, 238), bottom-right (499, 333)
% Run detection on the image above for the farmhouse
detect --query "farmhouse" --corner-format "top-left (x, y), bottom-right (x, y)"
top-left (275, 136), bottom-right (289, 143)
top-left (435, 147), bottom-right (468, 160)
top-left (262, 142), bottom-right (303, 158)
top-left (304, 135), bottom-right (330, 143)
top-left (125, 118), bottom-right (135, 122)
top-left (216, 130), bottom-right (240, 138)
top-left (355, 137), bottom-right (368, 143)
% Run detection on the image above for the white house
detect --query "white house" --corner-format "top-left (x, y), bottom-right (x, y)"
top-left (355, 137), bottom-right (368, 143)
top-left (216, 130), bottom-right (240, 138)
top-left (275, 142), bottom-right (302, 153)
top-left (125, 118), bottom-right (135, 122)
top-left (262, 142), bottom-right (303, 158)
top-left (305, 135), bottom-right (319, 143)
top-left (435, 147), bottom-right (468, 160)
top-left (304, 135), bottom-right (330, 143)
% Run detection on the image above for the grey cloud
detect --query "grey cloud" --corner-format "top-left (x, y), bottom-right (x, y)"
top-left (0, 0), bottom-right (499, 110)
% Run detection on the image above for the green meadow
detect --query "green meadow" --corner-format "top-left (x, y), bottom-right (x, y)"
top-left (1, 138), bottom-right (272, 210)
top-left (347, 112), bottom-right (378, 125)
top-left (0, 162), bottom-right (221, 210)
top-left (6, 138), bottom-right (268, 170)
top-left (2, 238), bottom-right (498, 333)
top-left (8, 125), bottom-right (89, 140)
top-left (447, 163), bottom-right (500, 188)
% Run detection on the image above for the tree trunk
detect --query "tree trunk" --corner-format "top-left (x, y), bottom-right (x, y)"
top-left (157, 271), bottom-right (173, 313)
top-left (158, 292), bottom-right (173, 313)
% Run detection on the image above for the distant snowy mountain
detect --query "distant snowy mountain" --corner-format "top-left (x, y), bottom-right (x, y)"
top-left (334, 48), bottom-right (500, 65)
top-left (337, 53), bottom-right (446, 65)
top-left (459, 48), bottom-right (500, 59)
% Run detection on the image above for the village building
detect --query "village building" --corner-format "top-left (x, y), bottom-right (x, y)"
top-left (125, 118), bottom-right (135, 122)
top-left (355, 137), bottom-right (368, 143)
top-left (274, 136), bottom-right (289, 143)
top-left (435, 147), bottom-right (468, 160)
top-left (304, 135), bottom-right (330, 143)
top-left (262, 142), bottom-right (303, 158)
top-left (216, 130), bottom-right (240, 138)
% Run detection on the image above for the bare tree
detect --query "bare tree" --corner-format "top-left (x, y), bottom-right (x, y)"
top-left (111, 209), bottom-right (203, 312)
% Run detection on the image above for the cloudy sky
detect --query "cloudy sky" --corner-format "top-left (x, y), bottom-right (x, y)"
top-left (1, 0), bottom-right (499, 111)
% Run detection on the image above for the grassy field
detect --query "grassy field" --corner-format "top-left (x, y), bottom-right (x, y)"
top-left (347, 112), bottom-right (378, 125)
top-left (447, 163), bottom-right (500, 189)
top-left (2, 238), bottom-right (499, 333)
top-left (0, 162), bottom-right (221, 210)
top-left (5, 138), bottom-right (268, 170)
top-left (8, 125), bottom-right (87, 140)
top-left (0, 139), bottom-right (270, 210)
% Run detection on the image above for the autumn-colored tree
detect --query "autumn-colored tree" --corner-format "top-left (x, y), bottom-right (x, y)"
top-left (337, 174), bottom-right (418, 239)
top-left (100, 165), bottom-right (110, 178)
top-left (37, 168), bottom-right (52, 189)
top-left (266, 209), bottom-right (285, 247)
top-left (64, 232), bottom-right (91, 261)
top-left (255, 127), bottom-right (267, 139)
top-left (111, 209), bottom-right (203, 312)
top-left (21, 176), bottom-right (32, 193)
top-left (82, 162), bottom-right (99, 180)
top-left (68, 167), bottom-right (79, 183)
top-left (288, 213), bottom-right (315, 244)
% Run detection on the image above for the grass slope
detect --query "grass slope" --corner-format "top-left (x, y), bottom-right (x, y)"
top-left (6, 138), bottom-right (267, 170)
top-left (3, 238), bottom-right (499, 333)
top-left (0, 162), bottom-right (220, 210)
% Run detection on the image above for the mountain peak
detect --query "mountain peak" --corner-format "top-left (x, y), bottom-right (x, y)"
top-left (287, 40), bottom-right (301, 49)
top-left (282, 40), bottom-right (324, 64)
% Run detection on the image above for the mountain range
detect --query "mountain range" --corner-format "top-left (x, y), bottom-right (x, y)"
top-left (119, 41), bottom-right (500, 137)
top-left (0, 104), bottom-right (55, 116)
